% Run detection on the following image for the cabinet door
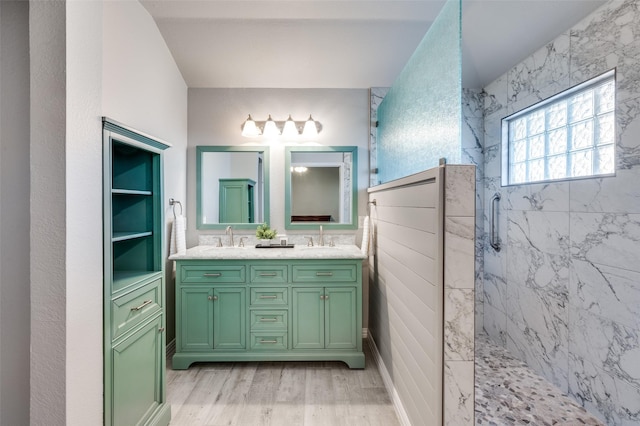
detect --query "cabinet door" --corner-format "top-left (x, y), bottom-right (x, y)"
top-left (213, 287), bottom-right (246, 350)
top-left (111, 316), bottom-right (163, 426)
top-left (292, 287), bottom-right (324, 349)
top-left (180, 287), bottom-right (214, 351)
top-left (325, 287), bottom-right (357, 349)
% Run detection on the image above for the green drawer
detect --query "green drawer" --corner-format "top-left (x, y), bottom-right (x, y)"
top-left (111, 279), bottom-right (162, 340)
top-left (250, 310), bottom-right (288, 331)
top-left (250, 332), bottom-right (288, 351)
top-left (249, 265), bottom-right (288, 283)
top-left (292, 264), bottom-right (357, 283)
top-left (250, 287), bottom-right (288, 306)
top-left (180, 265), bottom-right (245, 283)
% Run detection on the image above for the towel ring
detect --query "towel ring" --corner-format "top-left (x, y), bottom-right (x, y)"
top-left (169, 198), bottom-right (183, 218)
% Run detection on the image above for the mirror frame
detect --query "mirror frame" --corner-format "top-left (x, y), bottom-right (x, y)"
top-left (285, 146), bottom-right (358, 230)
top-left (196, 145), bottom-right (270, 230)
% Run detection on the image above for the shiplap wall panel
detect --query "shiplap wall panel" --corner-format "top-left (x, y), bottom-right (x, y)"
top-left (376, 235), bottom-right (437, 285)
top-left (375, 252), bottom-right (440, 313)
top-left (368, 168), bottom-right (444, 426)
top-left (380, 271), bottom-right (438, 363)
top-left (375, 219), bottom-right (437, 259)
top-left (374, 206), bottom-right (437, 233)
top-left (371, 180), bottom-right (437, 208)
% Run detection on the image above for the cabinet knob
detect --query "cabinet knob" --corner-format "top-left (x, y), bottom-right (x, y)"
top-left (208, 295), bottom-right (218, 301)
top-left (158, 327), bottom-right (165, 333)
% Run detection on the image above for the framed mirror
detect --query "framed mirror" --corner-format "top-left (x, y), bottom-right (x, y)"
top-left (285, 146), bottom-right (357, 230)
top-left (196, 146), bottom-right (270, 230)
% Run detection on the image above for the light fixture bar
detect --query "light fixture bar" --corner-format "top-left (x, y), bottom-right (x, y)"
top-left (240, 114), bottom-right (322, 138)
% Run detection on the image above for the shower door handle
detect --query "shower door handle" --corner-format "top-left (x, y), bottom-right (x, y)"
top-left (490, 193), bottom-right (501, 252)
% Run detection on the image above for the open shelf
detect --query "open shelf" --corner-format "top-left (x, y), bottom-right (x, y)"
top-left (112, 231), bottom-right (153, 242)
top-left (112, 189), bottom-right (153, 196)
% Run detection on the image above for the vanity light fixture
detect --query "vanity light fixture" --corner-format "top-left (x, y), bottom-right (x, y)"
top-left (282, 115), bottom-right (298, 138)
top-left (290, 166), bottom-right (308, 173)
top-left (262, 115), bottom-right (281, 138)
top-left (241, 114), bottom-right (261, 137)
top-left (302, 114), bottom-right (318, 138)
top-left (240, 114), bottom-right (322, 139)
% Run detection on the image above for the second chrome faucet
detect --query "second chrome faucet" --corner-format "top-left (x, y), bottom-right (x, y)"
top-left (225, 225), bottom-right (234, 247)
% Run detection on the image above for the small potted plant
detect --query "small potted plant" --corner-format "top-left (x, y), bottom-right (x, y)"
top-left (255, 223), bottom-right (277, 246)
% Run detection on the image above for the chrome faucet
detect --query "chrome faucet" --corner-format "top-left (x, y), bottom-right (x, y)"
top-left (319, 225), bottom-right (324, 247)
top-left (225, 225), bottom-right (234, 247)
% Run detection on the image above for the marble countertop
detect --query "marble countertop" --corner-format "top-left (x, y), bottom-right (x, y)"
top-left (169, 244), bottom-right (367, 261)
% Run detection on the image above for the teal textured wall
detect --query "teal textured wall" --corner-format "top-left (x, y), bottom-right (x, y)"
top-left (376, 0), bottom-right (462, 184)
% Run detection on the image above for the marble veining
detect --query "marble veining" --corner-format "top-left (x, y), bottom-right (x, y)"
top-left (444, 289), bottom-right (475, 361)
top-left (199, 233), bottom-right (356, 248)
top-left (476, 333), bottom-right (604, 426)
top-left (569, 307), bottom-right (640, 390)
top-left (480, 0), bottom-right (640, 422)
top-left (370, 87), bottom-right (389, 187)
top-left (570, 259), bottom-right (640, 330)
top-left (445, 360), bottom-right (475, 425)
top-left (169, 244), bottom-right (366, 261)
top-left (445, 216), bottom-right (475, 290)
top-left (570, 212), bottom-right (640, 273)
top-left (568, 352), bottom-right (640, 426)
top-left (507, 35), bottom-right (571, 112)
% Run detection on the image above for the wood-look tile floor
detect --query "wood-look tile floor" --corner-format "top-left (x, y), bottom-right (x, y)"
top-left (166, 341), bottom-right (400, 426)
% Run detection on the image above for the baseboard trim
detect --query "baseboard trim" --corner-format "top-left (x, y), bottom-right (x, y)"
top-left (367, 335), bottom-right (411, 426)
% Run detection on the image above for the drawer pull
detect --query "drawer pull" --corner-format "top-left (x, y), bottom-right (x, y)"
top-left (208, 295), bottom-right (218, 301)
top-left (158, 327), bottom-right (165, 333)
top-left (131, 300), bottom-right (153, 311)
top-left (316, 272), bottom-right (333, 277)
top-left (203, 273), bottom-right (222, 277)
top-left (259, 317), bottom-right (278, 322)
top-left (259, 339), bottom-right (278, 344)
top-left (259, 295), bottom-right (278, 299)
top-left (259, 272), bottom-right (278, 277)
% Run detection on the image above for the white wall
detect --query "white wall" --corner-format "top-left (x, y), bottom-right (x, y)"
top-left (0, 1), bottom-right (30, 424)
top-left (29, 1), bottom-right (67, 423)
top-left (187, 88), bottom-right (370, 247)
top-left (66, 1), bottom-right (103, 424)
top-left (26, 1), bottom-right (188, 424)
top-left (102, 0), bottom-right (188, 345)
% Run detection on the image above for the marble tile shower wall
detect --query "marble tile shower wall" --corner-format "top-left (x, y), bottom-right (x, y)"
top-left (462, 88), bottom-right (486, 335)
top-left (481, 0), bottom-right (640, 424)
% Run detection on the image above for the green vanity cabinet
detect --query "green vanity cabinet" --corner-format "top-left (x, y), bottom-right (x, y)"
top-left (219, 178), bottom-right (255, 223)
top-left (292, 287), bottom-right (358, 350)
top-left (172, 258), bottom-right (364, 369)
top-left (103, 118), bottom-right (171, 426)
top-left (179, 286), bottom-right (246, 351)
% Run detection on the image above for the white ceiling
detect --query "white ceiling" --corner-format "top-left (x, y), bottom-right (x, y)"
top-left (141, 0), bottom-right (606, 89)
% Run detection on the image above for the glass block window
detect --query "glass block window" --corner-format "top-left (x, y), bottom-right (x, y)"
top-left (502, 70), bottom-right (615, 185)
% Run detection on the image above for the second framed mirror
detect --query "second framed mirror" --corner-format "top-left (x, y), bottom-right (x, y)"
top-left (285, 146), bottom-right (357, 230)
